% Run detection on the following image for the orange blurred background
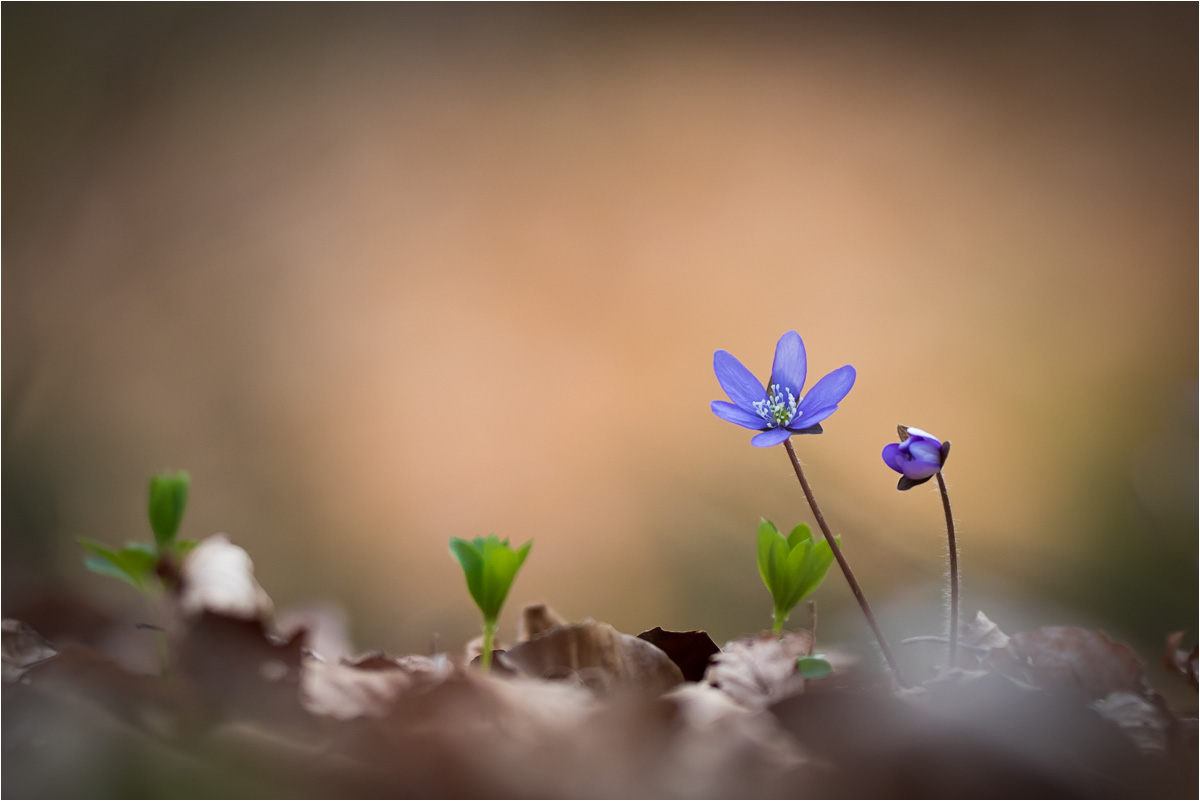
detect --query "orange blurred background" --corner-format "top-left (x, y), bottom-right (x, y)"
top-left (4, 5), bottom-right (1195, 680)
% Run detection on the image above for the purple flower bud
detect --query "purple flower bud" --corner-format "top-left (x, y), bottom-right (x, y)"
top-left (882, 426), bottom-right (948, 490)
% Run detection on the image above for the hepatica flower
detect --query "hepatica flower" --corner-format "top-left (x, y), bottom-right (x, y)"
top-left (711, 331), bottom-right (857, 447)
top-left (882, 425), bottom-right (950, 490)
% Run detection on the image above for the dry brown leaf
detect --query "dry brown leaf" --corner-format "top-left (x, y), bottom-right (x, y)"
top-left (20, 643), bottom-right (204, 737)
top-left (704, 630), bottom-right (813, 709)
top-left (1090, 690), bottom-right (1172, 757)
top-left (176, 611), bottom-right (312, 734)
top-left (276, 604), bottom-right (353, 661)
top-left (991, 626), bottom-right (1150, 700)
top-left (517, 602), bottom-right (567, 642)
top-left (505, 620), bottom-right (683, 695)
top-left (1162, 631), bottom-right (1198, 689)
top-left (962, 610), bottom-right (1011, 650)
top-left (301, 653), bottom-right (453, 720)
top-left (3, 619), bottom-right (58, 682)
top-left (179, 535), bottom-right (273, 621)
top-left (636, 627), bottom-right (720, 683)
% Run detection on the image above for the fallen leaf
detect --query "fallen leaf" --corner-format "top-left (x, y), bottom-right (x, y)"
top-left (1090, 690), bottom-right (1172, 757)
top-left (1162, 631), bottom-right (1198, 689)
top-left (962, 610), bottom-right (1011, 650)
top-left (176, 611), bottom-right (312, 735)
top-left (505, 620), bottom-right (683, 695)
top-left (276, 604), bottom-right (353, 661)
top-left (517, 602), bottom-right (568, 642)
top-left (704, 630), bottom-right (813, 709)
top-left (991, 627), bottom-right (1151, 700)
top-left (3, 619), bottom-right (58, 682)
top-left (302, 653), bottom-right (453, 720)
top-left (179, 535), bottom-right (273, 621)
top-left (636, 627), bottom-right (720, 682)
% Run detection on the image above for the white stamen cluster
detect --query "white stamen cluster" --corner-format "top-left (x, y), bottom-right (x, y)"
top-left (753, 384), bottom-right (800, 427)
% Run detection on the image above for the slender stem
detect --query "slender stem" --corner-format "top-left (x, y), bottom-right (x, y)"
top-left (782, 439), bottom-right (907, 687)
top-left (936, 470), bottom-right (959, 669)
top-left (772, 609), bottom-right (787, 634)
top-left (480, 620), bottom-right (496, 673)
top-left (145, 591), bottom-right (169, 678)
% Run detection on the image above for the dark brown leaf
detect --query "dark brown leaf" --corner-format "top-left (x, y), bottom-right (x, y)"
top-left (636, 627), bottom-right (720, 682)
top-left (505, 620), bottom-right (683, 695)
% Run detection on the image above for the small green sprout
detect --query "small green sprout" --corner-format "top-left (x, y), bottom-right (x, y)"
top-left (757, 518), bottom-right (837, 634)
top-left (78, 470), bottom-right (195, 675)
top-left (449, 534), bottom-right (532, 673)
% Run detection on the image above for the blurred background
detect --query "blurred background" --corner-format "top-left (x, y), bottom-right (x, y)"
top-left (4, 5), bottom-right (1196, 687)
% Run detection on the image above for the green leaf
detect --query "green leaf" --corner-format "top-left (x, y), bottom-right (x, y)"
top-left (757, 520), bottom-right (838, 625)
top-left (176, 539), bottom-right (200, 557)
top-left (786, 523), bottom-right (813, 550)
top-left (118, 545), bottom-right (157, 579)
top-left (148, 471), bottom-right (190, 549)
top-left (450, 534), bottom-right (532, 624)
top-left (78, 537), bottom-right (154, 591)
top-left (797, 655), bottom-right (833, 679)
top-left (84, 555), bottom-right (140, 587)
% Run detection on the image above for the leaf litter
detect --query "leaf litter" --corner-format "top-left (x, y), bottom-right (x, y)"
top-left (5, 534), bottom-right (1196, 797)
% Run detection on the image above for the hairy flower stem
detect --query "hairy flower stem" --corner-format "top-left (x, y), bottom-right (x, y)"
top-left (782, 440), bottom-right (907, 687)
top-left (480, 620), bottom-right (497, 673)
top-left (936, 471), bottom-right (959, 670)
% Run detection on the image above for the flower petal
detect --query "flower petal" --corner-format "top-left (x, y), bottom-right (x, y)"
top-left (882, 442), bottom-right (906, 473)
top-left (711, 400), bottom-right (769, 430)
top-left (906, 439), bottom-right (942, 465)
top-left (751, 427), bottom-right (792, 447)
top-left (789, 405), bottom-right (838, 431)
top-left (768, 331), bottom-right (807, 397)
top-left (713, 350), bottom-right (767, 412)
top-left (904, 426), bottom-right (940, 443)
top-left (901, 460), bottom-right (941, 480)
top-left (798, 365), bottom-right (856, 414)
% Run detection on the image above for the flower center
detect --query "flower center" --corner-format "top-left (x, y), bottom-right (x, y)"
top-left (753, 384), bottom-right (800, 427)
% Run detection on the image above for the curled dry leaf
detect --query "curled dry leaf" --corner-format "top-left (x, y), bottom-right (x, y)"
top-left (704, 630), bottom-right (813, 709)
top-left (1162, 631), bottom-right (1198, 689)
top-left (505, 620), bottom-right (683, 695)
top-left (991, 627), bottom-right (1151, 700)
top-left (179, 535), bottom-right (273, 621)
top-left (962, 610), bottom-right (1011, 649)
top-left (1090, 690), bottom-right (1172, 757)
top-left (636, 627), bottom-right (720, 683)
top-left (517, 602), bottom-right (567, 642)
top-left (302, 653), bottom-right (454, 720)
top-left (3, 619), bottom-right (58, 682)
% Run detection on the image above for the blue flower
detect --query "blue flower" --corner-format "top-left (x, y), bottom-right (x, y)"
top-left (882, 426), bottom-right (950, 490)
top-left (711, 331), bottom-right (857, 447)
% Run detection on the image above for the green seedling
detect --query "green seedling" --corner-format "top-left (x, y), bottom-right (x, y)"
top-left (449, 534), bottom-right (532, 673)
top-left (757, 519), bottom-right (836, 634)
top-left (77, 470), bottom-right (196, 674)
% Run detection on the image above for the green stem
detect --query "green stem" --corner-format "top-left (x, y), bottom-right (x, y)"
top-left (936, 470), bottom-right (959, 669)
top-left (782, 439), bottom-right (908, 688)
top-left (480, 619), bottom-right (497, 673)
top-left (772, 609), bottom-right (787, 634)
